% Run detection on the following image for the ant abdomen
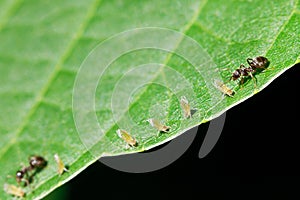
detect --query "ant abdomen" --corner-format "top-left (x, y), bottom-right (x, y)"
top-left (247, 56), bottom-right (269, 69)
top-left (29, 155), bottom-right (47, 169)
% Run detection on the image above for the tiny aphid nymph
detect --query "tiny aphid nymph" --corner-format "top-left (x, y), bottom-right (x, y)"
top-left (54, 154), bottom-right (69, 176)
top-left (116, 129), bottom-right (137, 147)
top-left (213, 79), bottom-right (234, 97)
top-left (180, 96), bottom-right (191, 118)
top-left (147, 118), bottom-right (170, 132)
top-left (4, 183), bottom-right (25, 197)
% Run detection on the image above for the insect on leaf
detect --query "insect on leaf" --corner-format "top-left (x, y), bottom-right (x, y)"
top-left (0, 0), bottom-right (299, 199)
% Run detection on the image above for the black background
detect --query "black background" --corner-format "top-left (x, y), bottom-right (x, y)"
top-left (63, 64), bottom-right (299, 199)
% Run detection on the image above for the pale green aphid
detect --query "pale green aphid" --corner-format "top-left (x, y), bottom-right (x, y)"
top-left (180, 96), bottom-right (192, 118)
top-left (54, 154), bottom-right (69, 176)
top-left (147, 118), bottom-right (170, 132)
top-left (213, 79), bottom-right (234, 97)
top-left (4, 183), bottom-right (25, 197)
top-left (116, 129), bottom-right (137, 147)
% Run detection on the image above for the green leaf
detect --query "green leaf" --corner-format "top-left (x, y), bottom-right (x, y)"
top-left (0, 0), bottom-right (299, 199)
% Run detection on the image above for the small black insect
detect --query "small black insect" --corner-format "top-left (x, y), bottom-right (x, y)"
top-left (14, 155), bottom-right (47, 186)
top-left (230, 56), bottom-right (269, 87)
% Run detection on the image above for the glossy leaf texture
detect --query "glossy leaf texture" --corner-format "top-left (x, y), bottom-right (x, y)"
top-left (0, 0), bottom-right (299, 199)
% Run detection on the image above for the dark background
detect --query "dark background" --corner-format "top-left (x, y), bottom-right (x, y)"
top-left (52, 64), bottom-right (299, 199)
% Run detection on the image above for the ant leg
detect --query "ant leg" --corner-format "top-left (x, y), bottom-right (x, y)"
top-left (22, 176), bottom-right (35, 191)
top-left (22, 178), bottom-right (30, 187)
top-left (239, 77), bottom-right (244, 90)
top-left (21, 169), bottom-right (32, 187)
top-left (246, 58), bottom-right (253, 66)
top-left (225, 76), bottom-right (232, 84)
top-left (249, 72), bottom-right (257, 89)
top-left (260, 66), bottom-right (275, 73)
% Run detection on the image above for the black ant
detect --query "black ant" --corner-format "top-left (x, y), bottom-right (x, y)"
top-left (15, 155), bottom-right (47, 186)
top-left (230, 56), bottom-right (270, 88)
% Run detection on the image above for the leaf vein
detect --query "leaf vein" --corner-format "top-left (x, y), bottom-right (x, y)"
top-left (0, 0), bottom-right (24, 32)
top-left (0, 0), bottom-right (103, 159)
top-left (265, 0), bottom-right (298, 56)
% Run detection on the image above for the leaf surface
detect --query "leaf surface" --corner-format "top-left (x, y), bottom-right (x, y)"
top-left (0, 0), bottom-right (299, 199)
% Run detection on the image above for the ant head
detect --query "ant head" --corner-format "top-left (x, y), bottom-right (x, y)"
top-left (232, 70), bottom-right (240, 80)
top-left (16, 170), bottom-right (25, 183)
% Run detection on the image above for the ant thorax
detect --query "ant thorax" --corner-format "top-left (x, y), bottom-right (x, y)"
top-left (231, 64), bottom-right (255, 81)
